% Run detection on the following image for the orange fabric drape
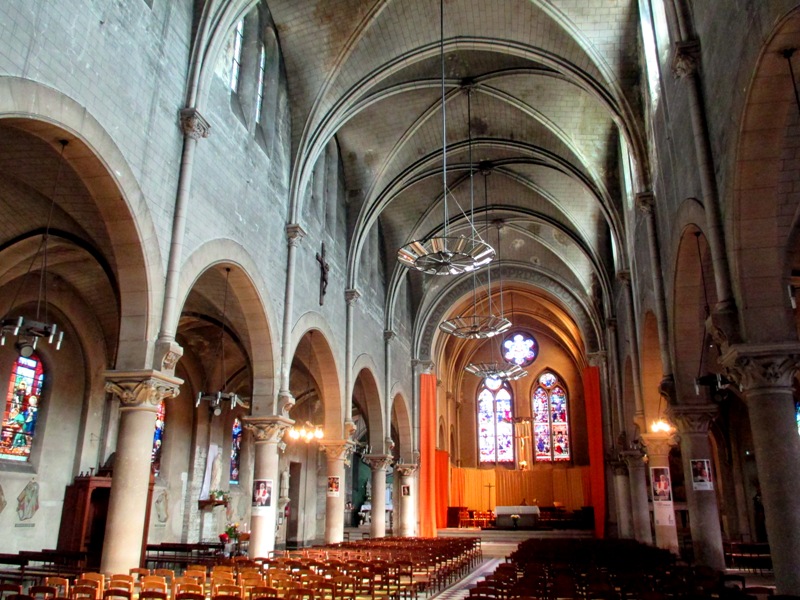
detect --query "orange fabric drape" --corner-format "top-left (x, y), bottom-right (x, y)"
top-left (435, 450), bottom-right (450, 528)
top-left (583, 366), bottom-right (606, 538)
top-left (451, 467), bottom-right (466, 507)
top-left (419, 373), bottom-right (438, 537)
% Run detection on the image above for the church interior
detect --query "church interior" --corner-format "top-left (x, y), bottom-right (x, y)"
top-left (1, 0), bottom-right (800, 595)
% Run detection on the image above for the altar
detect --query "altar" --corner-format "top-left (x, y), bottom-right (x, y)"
top-left (495, 505), bottom-right (540, 527)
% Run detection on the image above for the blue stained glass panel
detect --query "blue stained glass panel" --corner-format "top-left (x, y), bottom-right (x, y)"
top-left (151, 401), bottom-right (165, 476)
top-left (230, 417), bottom-right (242, 484)
top-left (2, 354), bottom-right (44, 462)
top-left (533, 388), bottom-right (549, 422)
top-left (503, 333), bottom-right (538, 367)
top-left (478, 389), bottom-right (496, 463)
top-left (496, 389), bottom-right (514, 462)
top-left (539, 372), bottom-right (557, 389)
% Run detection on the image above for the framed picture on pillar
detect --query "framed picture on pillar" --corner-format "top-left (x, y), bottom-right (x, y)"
top-left (327, 476), bottom-right (340, 497)
top-left (402, 484), bottom-right (410, 496)
top-left (650, 466), bottom-right (672, 503)
top-left (252, 479), bottom-right (272, 512)
top-left (690, 459), bottom-right (713, 491)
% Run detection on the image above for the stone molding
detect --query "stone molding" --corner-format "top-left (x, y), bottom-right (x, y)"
top-left (320, 440), bottom-right (356, 465)
top-left (383, 329), bottom-right (396, 342)
top-left (587, 351), bottom-right (607, 367)
top-left (720, 342), bottom-right (800, 391)
top-left (412, 359), bottom-right (435, 372)
top-left (667, 403), bottom-right (718, 434)
top-left (154, 339), bottom-right (184, 375)
top-left (243, 415), bottom-right (294, 443)
top-left (286, 223), bottom-right (306, 247)
top-left (363, 454), bottom-right (393, 471)
top-left (641, 433), bottom-right (677, 458)
top-left (616, 269), bottom-right (631, 285)
top-left (278, 389), bottom-right (295, 416)
top-left (179, 108), bottom-right (210, 140)
top-left (105, 369), bottom-right (182, 408)
top-left (672, 40), bottom-right (700, 79)
top-left (345, 289), bottom-right (361, 305)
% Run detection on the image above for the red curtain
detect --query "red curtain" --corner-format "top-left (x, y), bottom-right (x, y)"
top-left (435, 450), bottom-right (449, 528)
top-left (583, 366), bottom-right (606, 538)
top-left (419, 373), bottom-right (438, 537)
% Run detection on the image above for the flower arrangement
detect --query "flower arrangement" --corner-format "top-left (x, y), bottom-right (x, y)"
top-left (220, 521), bottom-right (239, 543)
top-left (510, 514), bottom-right (521, 529)
top-left (209, 489), bottom-right (231, 503)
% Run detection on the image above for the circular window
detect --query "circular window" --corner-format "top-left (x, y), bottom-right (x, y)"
top-left (502, 332), bottom-right (538, 367)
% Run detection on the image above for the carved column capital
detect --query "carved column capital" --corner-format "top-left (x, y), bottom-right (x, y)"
top-left (320, 440), bottom-right (356, 466)
top-left (394, 463), bottom-right (419, 477)
top-left (607, 317), bottom-right (617, 331)
top-left (641, 433), bottom-right (677, 458)
top-left (667, 403), bottom-right (718, 434)
top-left (609, 460), bottom-right (629, 477)
top-left (364, 454), bottom-right (393, 471)
top-left (412, 359), bottom-right (435, 373)
top-left (635, 192), bottom-right (655, 214)
top-left (345, 289), bottom-right (361, 305)
top-left (243, 415), bottom-right (294, 443)
top-left (179, 108), bottom-right (211, 139)
top-left (286, 223), bottom-right (307, 247)
top-left (616, 269), bottom-right (631, 285)
top-left (587, 351), bottom-right (607, 367)
top-left (383, 329), bottom-right (396, 342)
top-left (672, 39), bottom-right (701, 79)
top-left (720, 342), bottom-right (800, 392)
top-left (620, 449), bottom-right (646, 470)
top-left (154, 340), bottom-right (184, 375)
top-left (105, 370), bottom-right (182, 409)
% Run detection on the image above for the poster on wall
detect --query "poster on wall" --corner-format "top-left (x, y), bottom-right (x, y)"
top-left (650, 466), bottom-right (675, 526)
top-left (401, 484), bottom-right (410, 496)
top-left (252, 479), bottom-right (272, 514)
top-left (690, 459), bottom-right (714, 491)
top-left (327, 476), bottom-right (340, 497)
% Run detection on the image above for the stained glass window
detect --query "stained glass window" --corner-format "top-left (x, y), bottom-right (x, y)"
top-left (1, 354), bottom-right (44, 462)
top-left (151, 401), bottom-right (165, 476)
top-left (532, 371), bottom-right (570, 462)
top-left (477, 377), bottom-right (514, 464)
top-left (503, 332), bottom-right (538, 367)
top-left (255, 44), bottom-right (266, 123)
top-left (230, 417), bottom-right (242, 484)
top-left (796, 400), bottom-right (800, 436)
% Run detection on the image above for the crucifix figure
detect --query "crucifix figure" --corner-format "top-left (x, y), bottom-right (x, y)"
top-left (316, 242), bottom-right (330, 305)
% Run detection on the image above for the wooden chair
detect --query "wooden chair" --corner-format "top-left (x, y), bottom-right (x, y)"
top-left (315, 581), bottom-right (336, 600)
top-left (80, 574), bottom-right (105, 598)
top-left (0, 586), bottom-right (22, 600)
top-left (29, 587), bottom-right (57, 600)
top-left (69, 587), bottom-right (97, 600)
top-left (44, 579), bottom-right (69, 598)
top-left (285, 589), bottom-right (315, 600)
top-left (138, 592), bottom-right (168, 600)
top-left (331, 576), bottom-right (357, 600)
top-left (102, 590), bottom-right (130, 600)
top-left (72, 582), bottom-right (99, 600)
top-left (140, 578), bottom-right (168, 595)
top-left (7, 594), bottom-right (34, 600)
top-left (214, 584), bottom-right (243, 599)
top-left (153, 570), bottom-right (174, 586)
top-left (212, 595), bottom-right (243, 600)
top-left (175, 593), bottom-right (206, 600)
top-left (248, 587), bottom-right (279, 600)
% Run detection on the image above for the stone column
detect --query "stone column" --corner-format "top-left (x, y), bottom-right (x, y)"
top-left (278, 224), bottom-right (306, 415)
top-left (722, 344), bottom-right (800, 594)
top-left (320, 440), bottom-right (354, 544)
top-left (610, 460), bottom-right (634, 539)
top-left (244, 416), bottom-right (292, 558)
top-left (154, 109), bottom-right (210, 374)
top-left (395, 463), bottom-right (418, 537)
top-left (618, 271), bottom-right (645, 427)
top-left (102, 371), bottom-right (181, 573)
top-left (622, 449), bottom-right (653, 544)
top-left (365, 454), bottom-right (393, 538)
top-left (669, 404), bottom-right (725, 570)
top-left (343, 290), bottom-right (361, 438)
top-left (641, 433), bottom-right (679, 554)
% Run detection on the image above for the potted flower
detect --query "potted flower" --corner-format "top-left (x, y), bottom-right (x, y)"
top-left (510, 514), bottom-right (521, 529)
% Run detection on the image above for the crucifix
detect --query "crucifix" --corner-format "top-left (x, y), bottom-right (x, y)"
top-left (316, 242), bottom-right (330, 306)
top-left (484, 483), bottom-right (495, 511)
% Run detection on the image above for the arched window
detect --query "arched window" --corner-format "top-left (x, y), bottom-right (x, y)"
top-left (254, 43), bottom-right (266, 123)
top-left (532, 371), bottom-right (570, 462)
top-left (2, 354), bottom-right (44, 462)
top-left (230, 417), bottom-right (242, 484)
top-left (477, 377), bottom-right (514, 464)
top-left (229, 19), bottom-right (245, 92)
top-left (151, 401), bottom-right (166, 476)
top-left (502, 332), bottom-right (538, 367)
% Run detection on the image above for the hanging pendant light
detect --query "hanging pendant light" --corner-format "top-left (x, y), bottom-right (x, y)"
top-left (396, 0), bottom-right (494, 276)
top-left (196, 267), bottom-right (250, 415)
top-left (0, 140), bottom-right (69, 356)
top-left (465, 220), bottom-right (528, 380)
top-left (440, 158), bottom-right (510, 338)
